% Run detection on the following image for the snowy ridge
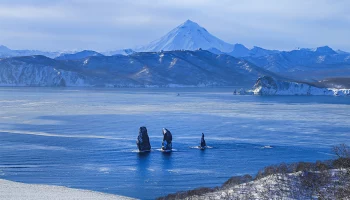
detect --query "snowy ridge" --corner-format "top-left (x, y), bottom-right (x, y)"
top-left (55, 50), bottom-right (103, 60)
top-left (252, 76), bottom-right (350, 96)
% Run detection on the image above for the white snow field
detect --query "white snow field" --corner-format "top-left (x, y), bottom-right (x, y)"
top-left (0, 179), bottom-right (135, 200)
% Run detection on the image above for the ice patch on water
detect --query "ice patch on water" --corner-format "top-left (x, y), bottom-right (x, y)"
top-left (83, 164), bottom-right (138, 173)
top-left (0, 144), bottom-right (70, 151)
top-left (0, 130), bottom-right (134, 141)
top-left (126, 167), bottom-right (137, 171)
top-left (82, 164), bottom-right (113, 174)
top-left (1, 116), bottom-right (17, 119)
top-left (155, 148), bottom-right (178, 152)
top-left (264, 128), bottom-right (279, 132)
top-left (0, 164), bottom-right (41, 168)
top-left (21, 101), bottom-right (58, 106)
top-left (0, 100), bottom-right (27, 103)
top-left (317, 151), bottom-right (336, 156)
top-left (62, 90), bottom-right (81, 92)
top-left (168, 168), bottom-right (212, 174)
top-left (130, 149), bottom-right (152, 153)
top-left (98, 167), bottom-right (110, 174)
top-left (190, 146), bottom-right (213, 149)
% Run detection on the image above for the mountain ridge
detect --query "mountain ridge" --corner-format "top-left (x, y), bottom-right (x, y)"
top-left (55, 50), bottom-right (104, 60)
top-left (246, 46), bottom-right (350, 81)
top-left (0, 50), bottom-right (278, 87)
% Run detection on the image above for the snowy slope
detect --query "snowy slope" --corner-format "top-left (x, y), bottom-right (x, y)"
top-left (136, 20), bottom-right (236, 52)
top-left (197, 170), bottom-right (346, 200)
top-left (55, 50), bottom-right (103, 60)
top-left (103, 49), bottom-right (136, 56)
top-left (247, 46), bottom-right (280, 57)
top-left (252, 76), bottom-right (350, 96)
top-left (0, 45), bottom-right (13, 57)
top-left (227, 44), bottom-right (251, 57)
top-left (0, 179), bottom-right (135, 200)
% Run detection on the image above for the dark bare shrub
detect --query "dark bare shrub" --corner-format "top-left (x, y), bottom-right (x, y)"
top-left (333, 144), bottom-right (350, 158)
top-left (333, 157), bottom-right (350, 168)
top-left (222, 174), bottom-right (253, 188)
top-left (299, 171), bottom-right (331, 198)
top-left (332, 144), bottom-right (350, 199)
top-left (276, 163), bottom-right (289, 174)
top-left (255, 165), bottom-right (277, 180)
top-left (332, 144), bottom-right (350, 168)
top-left (156, 187), bottom-right (219, 200)
top-left (315, 160), bottom-right (329, 171)
top-left (295, 162), bottom-right (312, 172)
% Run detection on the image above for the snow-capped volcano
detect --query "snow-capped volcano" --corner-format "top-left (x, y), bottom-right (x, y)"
top-left (136, 20), bottom-right (235, 52)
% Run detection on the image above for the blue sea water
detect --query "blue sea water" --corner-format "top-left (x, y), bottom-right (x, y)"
top-left (0, 88), bottom-right (349, 199)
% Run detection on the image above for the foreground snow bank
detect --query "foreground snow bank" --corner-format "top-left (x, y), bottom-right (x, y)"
top-left (252, 76), bottom-right (350, 96)
top-left (0, 179), bottom-right (135, 200)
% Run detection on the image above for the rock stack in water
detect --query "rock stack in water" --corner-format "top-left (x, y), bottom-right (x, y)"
top-left (137, 126), bottom-right (151, 151)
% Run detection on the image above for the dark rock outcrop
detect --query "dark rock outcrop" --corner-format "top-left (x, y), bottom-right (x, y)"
top-left (162, 128), bottom-right (172, 151)
top-left (136, 126), bottom-right (151, 151)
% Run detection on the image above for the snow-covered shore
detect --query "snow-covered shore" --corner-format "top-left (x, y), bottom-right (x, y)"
top-left (253, 76), bottom-right (350, 96)
top-left (187, 169), bottom-right (346, 200)
top-left (0, 179), bottom-right (135, 200)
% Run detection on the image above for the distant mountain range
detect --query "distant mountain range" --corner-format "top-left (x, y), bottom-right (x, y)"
top-left (0, 45), bottom-right (61, 58)
top-left (246, 46), bottom-right (350, 81)
top-left (0, 20), bottom-right (349, 88)
top-left (0, 50), bottom-right (277, 87)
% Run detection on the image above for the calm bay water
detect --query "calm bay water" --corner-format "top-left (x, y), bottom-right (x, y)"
top-left (0, 88), bottom-right (350, 199)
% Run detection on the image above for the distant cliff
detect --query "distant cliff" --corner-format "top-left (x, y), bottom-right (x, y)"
top-left (0, 56), bottom-right (88, 87)
top-left (252, 76), bottom-right (350, 96)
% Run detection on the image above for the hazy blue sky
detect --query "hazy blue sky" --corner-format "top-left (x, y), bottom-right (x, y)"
top-left (0, 0), bottom-right (349, 51)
